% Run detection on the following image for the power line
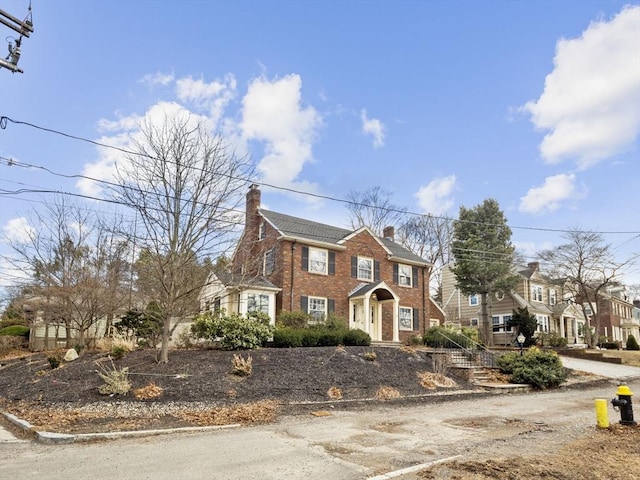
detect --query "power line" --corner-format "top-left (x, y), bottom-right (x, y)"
top-left (2, 115), bottom-right (639, 236)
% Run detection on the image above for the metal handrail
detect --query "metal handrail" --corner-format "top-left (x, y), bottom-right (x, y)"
top-left (432, 330), bottom-right (498, 368)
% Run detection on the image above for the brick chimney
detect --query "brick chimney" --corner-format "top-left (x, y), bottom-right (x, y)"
top-left (246, 184), bottom-right (261, 236)
top-left (527, 262), bottom-right (539, 271)
top-left (383, 226), bottom-right (395, 241)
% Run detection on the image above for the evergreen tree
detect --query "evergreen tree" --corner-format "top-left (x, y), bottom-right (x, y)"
top-left (451, 199), bottom-right (518, 346)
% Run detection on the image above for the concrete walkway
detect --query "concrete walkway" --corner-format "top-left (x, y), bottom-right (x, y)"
top-left (560, 355), bottom-right (640, 380)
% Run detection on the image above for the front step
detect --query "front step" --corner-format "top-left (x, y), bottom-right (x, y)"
top-left (371, 340), bottom-right (403, 348)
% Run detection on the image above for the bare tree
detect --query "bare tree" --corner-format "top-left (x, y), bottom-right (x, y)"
top-left (110, 114), bottom-right (252, 363)
top-left (538, 229), bottom-right (630, 348)
top-left (5, 197), bottom-right (131, 347)
top-left (397, 214), bottom-right (453, 298)
top-left (345, 186), bottom-right (406, 236)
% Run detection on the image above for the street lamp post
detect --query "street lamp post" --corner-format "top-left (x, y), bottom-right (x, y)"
top-left (517, 333), bottom-right (525, 356)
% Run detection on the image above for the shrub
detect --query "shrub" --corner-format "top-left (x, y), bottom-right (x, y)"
top-left (598, 341), bottom-right (621, 350)
top-left (0, 325), bottom-right (30, 337)
top-left (111, 345), bottom-right (127, 360)
top-left (537, 332), bottom-right (568, 348)
top-left (315, 328), bottom-right (344, 346)
top-left (343, 329), bottom-right (371, 346)
top-left (273, 327), bottom-right (304, 348)
top-left (301, 329), bottom-right (321, 347)
top-left (626, 335), bottom-right (640, 351)
top-left (192, 310), bottom-right (274, 350)
top-left (408, 335), bottom-right (423, 346)
top-left (497, 347), bottom-right (567, 389)
top-left (0, 336), bottom-right (26, 356)
top-left (276, 311), bottom-right (312, 329)
top-left (231, 354), bottom-right (253, 376)
top-left (47, 354), bottom-right (62, 369)
top-left (423, 326), bottom-right (473, 349)
top-left (96, 358), bottom-right (131, 395)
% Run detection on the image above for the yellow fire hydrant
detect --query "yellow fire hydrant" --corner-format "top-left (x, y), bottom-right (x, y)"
top-left (611, 384), bottom-right (637, 426)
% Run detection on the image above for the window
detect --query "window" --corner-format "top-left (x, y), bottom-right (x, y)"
top-left (309, 247), bottom-right (328, 274)
top-left (263, 249), bottom-right (275, 275)
top-left (531, 285), bottom-right (543, 302)
top-left (398, 264), bottom-right (412, 287)
top-left (308, 296), bottom-right (327, 322)
top-left (399, 307), bottom-right (413, 331)
top-left (471, 317), bottom-right (478, 326)
top-left (258, 220), bottom-right (266, 240)
top-left (548, 289), bottom-right (556, 306)
top-left (536, 314), bottom-right (549, 333)
top-left (469, 294), bottom-right (479, 306)
top-left (491, 314), bottom-right (512, 332)
top-left (247, 293), bottom-right (269, 314)
top-left (357, 256), bottom-right (373, 281)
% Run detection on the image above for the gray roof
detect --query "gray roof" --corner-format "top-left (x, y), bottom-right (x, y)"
top-left (215, 271), bottom-right (279, 290)
top-left (260, 209), bottom-right (430, 265)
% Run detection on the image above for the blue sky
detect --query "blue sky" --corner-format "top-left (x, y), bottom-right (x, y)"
top-left (1, 0), bottom-right (639, 292)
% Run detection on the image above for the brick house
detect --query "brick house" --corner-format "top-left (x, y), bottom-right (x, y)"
top-left (199, 185), bottom-right (433, 343)
top-left (582, 288), bottom-right (639, 345)
top-left (441, 261), bottom-right (587, 346)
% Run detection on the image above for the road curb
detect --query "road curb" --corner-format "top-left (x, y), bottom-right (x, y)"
top-left (1, 411), bottom-right (241, 444)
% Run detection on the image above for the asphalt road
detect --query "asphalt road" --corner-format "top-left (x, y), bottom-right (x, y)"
top-left (1, 357), bottom-right (639, 480)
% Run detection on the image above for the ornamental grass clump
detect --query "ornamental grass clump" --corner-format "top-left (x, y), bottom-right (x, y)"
top-left (96, 358), bottom-right (131, 395)
top-left (231, 354), bottom-right (253, 377)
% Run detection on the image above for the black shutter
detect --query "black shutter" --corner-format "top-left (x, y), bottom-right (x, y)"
top-left (328, 251), bottom-right (335, 275)
top-left (413, 308), bottom-right (419, 331)
top-left (351, 256), bottom-right (357, 278)
top-left (374, 261), bottom-right (380, 281)
top-left (328, 299), bottom-right (335, 313)
top-left (412, 266), bottom-right (419, 288)
top-left (393, 263), bottom-right (399, 284)
top-left (301, 296), bottom-right (308, 313)
top-left (302, 246), bottom-right (309, 271)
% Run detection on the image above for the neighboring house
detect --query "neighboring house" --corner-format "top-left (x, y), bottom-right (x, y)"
top-left (199, 185), bottom-right (432, 343)
top-left (441, 261), bottom-right (586, 346)
top-left (585, 288), bottom-right (639, 345)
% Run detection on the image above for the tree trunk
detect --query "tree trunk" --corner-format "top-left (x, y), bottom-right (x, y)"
top-left (159, 317), bottom-right (170, 363)
top-left (480, 292), bottom-right (493, 347)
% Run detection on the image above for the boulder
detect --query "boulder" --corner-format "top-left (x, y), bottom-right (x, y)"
top-left (64, 348), bottom-right (79, 362)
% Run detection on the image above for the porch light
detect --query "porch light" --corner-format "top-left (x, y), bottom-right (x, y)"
top-left (517, 333), bottom-right (525, 356)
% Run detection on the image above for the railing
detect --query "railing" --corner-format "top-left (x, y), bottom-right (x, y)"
top-left (429, 330), bottom-right (498, 368)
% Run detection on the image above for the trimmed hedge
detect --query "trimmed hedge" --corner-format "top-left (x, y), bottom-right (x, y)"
top-left (0, 325), bottom-right (30, 337)
top-left (273, 327), bottom-right (370, 348)
top-left (626, 335), bottom-right (640, 351)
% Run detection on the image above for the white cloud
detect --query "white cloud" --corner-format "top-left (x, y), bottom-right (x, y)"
top-left (78, 101), bottom-right (209, 197)
top-left (2, 217), bottom-right (33, 243)
top-left (139, 71), bottom-right (175, 88)
top-left (519, 173), bottom-right (585, 215)
top-left (523, 5), bottom-right (640, 168)
top-left (241, 74), bottom-right (323, 190)
top-left (176, 74), bottom-right (237, 125)
top-left (414, 175), bottom-right (457, 214)
top-left (360, 109), bottom-right (385, 148)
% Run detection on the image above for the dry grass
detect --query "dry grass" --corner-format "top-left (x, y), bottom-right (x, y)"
top-left (95, 331), bottom-right (136, 353)
top-left (95, 358), bottom-right (131, 395)
top-left (327, 386), bottom-right (343, 400)
top-left (400, 345), bottom-right (417, 355)
top-left (133, 382), bottom-right (163, 400)
top-left (375, 386), bottom-right (401, 400)
top-left (363, 350), bottom-right (377, 361)
top-left (178, 400), bottom-right (278, 425)
top-left (231, 354), bottom-right (253, 377)
top-left (417, 371), bottom-right (457, 390)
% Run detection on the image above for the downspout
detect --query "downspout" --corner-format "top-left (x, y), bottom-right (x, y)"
top-left (422, 267), bottom-right (427, 335)
top-left (290, 241), bottom-right (296, 311)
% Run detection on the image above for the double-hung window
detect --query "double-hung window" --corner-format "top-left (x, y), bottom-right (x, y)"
top-left (531, 285), bottom-right (543, 302)
top-left (548, 289), bottom-right (556, 306)
top-left (399, 307), bottom-right (413, 331)
top-left (263, 249), bottom-right (275, 275)
top-left (308, 296), bottom-right (327, 322)
top-left (469, 294), bottom-right (479, 306)
top-left (357, 256), bottom-right (373, 281)
top-left (309, 247), bottom-right (328, 274)
top-left (398, 264), bottom-right (412, 287)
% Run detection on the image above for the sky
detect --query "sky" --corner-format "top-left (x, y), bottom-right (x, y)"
top-left (0, 0), bottom-right (639, 296)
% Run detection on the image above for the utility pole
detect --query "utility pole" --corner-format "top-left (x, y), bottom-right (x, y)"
top-left (0, 4), bottom-right (34, 74)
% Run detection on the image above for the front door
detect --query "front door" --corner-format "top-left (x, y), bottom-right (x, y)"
top-left (370, 301), bottom-right (379, 340)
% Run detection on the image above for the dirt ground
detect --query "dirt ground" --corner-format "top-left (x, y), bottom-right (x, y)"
top-left (1, 345), bottom-right (639, 480)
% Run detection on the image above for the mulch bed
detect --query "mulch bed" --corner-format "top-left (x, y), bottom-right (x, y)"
top-left (0, 346), bottom-right (474, 433)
